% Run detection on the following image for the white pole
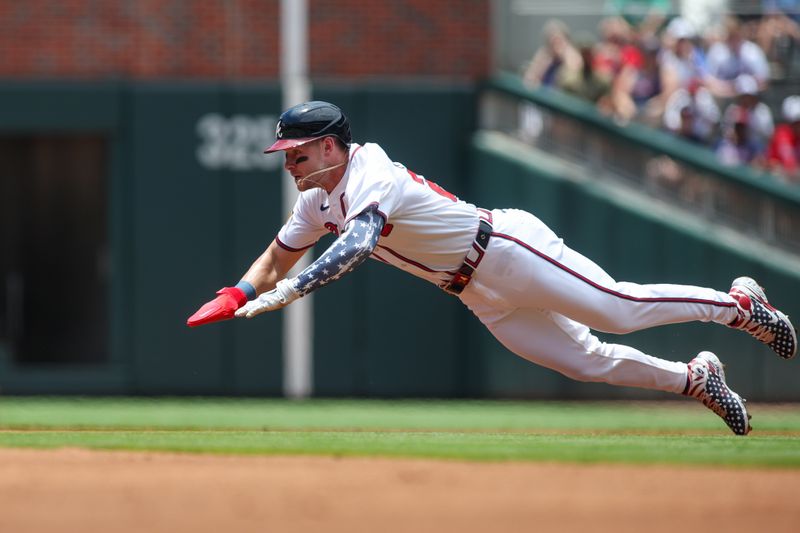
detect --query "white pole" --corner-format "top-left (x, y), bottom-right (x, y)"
top-left (280, 0), bottom-right (312, 399)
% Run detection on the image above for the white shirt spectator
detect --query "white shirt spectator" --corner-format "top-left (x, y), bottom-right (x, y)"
top-left (663, 82), bottom-right (720, 142)
top-left (706, 37), bottom-right (770, 84)
top-left (659, 18), bottom-right (708, 90)
top-left (721, 74), bottom-right (774, 148)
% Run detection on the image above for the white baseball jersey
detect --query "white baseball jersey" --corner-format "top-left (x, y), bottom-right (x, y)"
top-left (277, 142), bottom-right (479, 286)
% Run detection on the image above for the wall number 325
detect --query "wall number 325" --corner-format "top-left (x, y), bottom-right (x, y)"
top-left (196, 113), bottom-right (283, 172)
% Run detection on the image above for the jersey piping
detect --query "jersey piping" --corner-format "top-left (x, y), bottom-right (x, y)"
top-left (276, 236), bottom-right (315, 252)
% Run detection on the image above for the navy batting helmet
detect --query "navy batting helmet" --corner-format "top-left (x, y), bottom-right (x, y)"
top-left (264, 101), bottom-right (351, 153)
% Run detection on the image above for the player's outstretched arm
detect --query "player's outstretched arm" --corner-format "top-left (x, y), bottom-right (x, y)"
top-left (236, 205), bottom-right (384, 319)
top-left (186, 239), bottom-right (306, 327)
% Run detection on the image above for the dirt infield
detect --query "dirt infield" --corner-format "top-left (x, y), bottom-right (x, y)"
top-left (1, 447), bottom-right (798, 533)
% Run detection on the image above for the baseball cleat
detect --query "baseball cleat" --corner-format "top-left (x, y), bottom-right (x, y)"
top-left (728, 276), bottom-right (797, 359)
top-left (684, 351), bottom-right (751, 436)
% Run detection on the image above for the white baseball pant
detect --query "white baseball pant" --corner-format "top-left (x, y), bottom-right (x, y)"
top-left (459, 209), bottom-right (740, 393)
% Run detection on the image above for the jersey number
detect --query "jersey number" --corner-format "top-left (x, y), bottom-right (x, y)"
top-left (407, 169), bottom-right (458, 202)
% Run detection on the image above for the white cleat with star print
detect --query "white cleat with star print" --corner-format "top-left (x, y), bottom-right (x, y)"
top-left (728, 277), bottom-right (797, 360)
top-left (684, 351), bottom-right (751, 436)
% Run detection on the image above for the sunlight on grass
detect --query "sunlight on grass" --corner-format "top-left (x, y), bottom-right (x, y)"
top-left (1, 397), bottom-right (799, 466)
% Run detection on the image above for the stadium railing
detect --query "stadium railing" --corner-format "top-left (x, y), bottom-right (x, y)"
top-left (480, 72), bottom-right (800, 257)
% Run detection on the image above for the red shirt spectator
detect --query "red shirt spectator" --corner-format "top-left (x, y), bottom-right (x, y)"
top-left (766, 95), bottom-right (800, 181)
top-left (593, 16), bottom-right (642, 79)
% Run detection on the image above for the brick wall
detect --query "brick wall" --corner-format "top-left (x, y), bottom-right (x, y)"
top-left (309, 0), bottom-right (489, 78)
top-left (0, 0), bottom-right (489, 80)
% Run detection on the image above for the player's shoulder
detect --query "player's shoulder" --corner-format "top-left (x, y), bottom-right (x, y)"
top-left (343, 143), bottom-right (404, 202)
top-left (349, 142), bottom-right (392, 165)
top-left (346, 142), bottom-right (399, 180)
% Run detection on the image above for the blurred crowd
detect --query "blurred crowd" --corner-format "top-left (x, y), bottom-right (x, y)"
top-left (521, 5), bottom-right (800, 184)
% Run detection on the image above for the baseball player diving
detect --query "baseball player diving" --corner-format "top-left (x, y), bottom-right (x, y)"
top-left (188, 100), bottom-right (797, 435)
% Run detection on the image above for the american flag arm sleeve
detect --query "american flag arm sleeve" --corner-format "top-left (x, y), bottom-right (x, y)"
top-left (287, 205), bottom-right (384, 297)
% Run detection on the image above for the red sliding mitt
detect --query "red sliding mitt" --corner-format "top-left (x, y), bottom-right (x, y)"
top-left (187, 287), bottom-right (248, 327)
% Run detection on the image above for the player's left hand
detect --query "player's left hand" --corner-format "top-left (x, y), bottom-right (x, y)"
top-left (236, 279), bottom-right (300, 318)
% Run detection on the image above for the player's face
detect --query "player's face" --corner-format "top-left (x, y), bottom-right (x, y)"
top-left (284, 139), bottom-right (325, 191)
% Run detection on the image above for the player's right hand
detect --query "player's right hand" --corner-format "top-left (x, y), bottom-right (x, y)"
top-left (186, 287), bottom-right (248, 327)
top-left (235, 279), bottom-right (300, 318)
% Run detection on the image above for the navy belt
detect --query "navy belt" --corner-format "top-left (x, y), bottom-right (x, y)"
top-left (443, 212), bottom-right (493, 295)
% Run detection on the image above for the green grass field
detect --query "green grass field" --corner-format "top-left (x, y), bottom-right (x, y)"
top-left (1, 397), bottom-right (799, 467)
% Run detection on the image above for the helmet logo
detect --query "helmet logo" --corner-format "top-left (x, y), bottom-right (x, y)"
top-left (276, 121), bottom-right (284, 139)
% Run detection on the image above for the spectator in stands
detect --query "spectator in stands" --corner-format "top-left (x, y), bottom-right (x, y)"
top-left (558, 33), bottom-right (613, 104)
top-left (715, 107), bottom-right (765, 167)
top-left (663, 78), bottom-right (721, 145)
top-left (593, 16), bottom-right (641, 81)
top-left (766, 94), bottom-right (800, 182)
top-left (721, 73), bottom-right (775, 149)
top-left (706, 15), bottom-right (771, 98)
top-left (675, 105), bottom-right (709, 144)
top-left (522, 19), bottom-right (582, 89)
top-left (659, 17), bottom-right (708, 90)
top-left (603, 36), bottom-right (668, 124)
top-left (519, 19), bottom-right (582, 142)
top-left (755, 1), bottom-right (800, 79)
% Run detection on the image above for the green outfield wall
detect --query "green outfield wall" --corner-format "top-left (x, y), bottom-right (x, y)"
top-left (0, 81), bottom-right (475, 396)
